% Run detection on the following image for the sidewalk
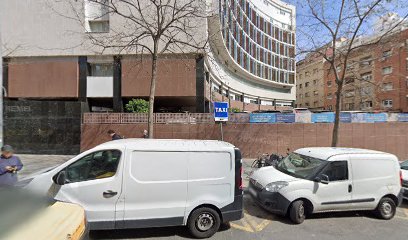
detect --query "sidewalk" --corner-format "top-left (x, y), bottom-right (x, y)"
top-left (17, 154), bottom-right (73, 178)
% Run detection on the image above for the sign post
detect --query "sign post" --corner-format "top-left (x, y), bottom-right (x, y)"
top-left (213, 102), bottom-right (229, 141)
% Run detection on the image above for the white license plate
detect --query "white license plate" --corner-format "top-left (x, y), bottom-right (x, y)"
top-left (249, 187), bottom-right (258, 198)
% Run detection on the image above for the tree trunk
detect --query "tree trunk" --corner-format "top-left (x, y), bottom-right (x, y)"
top-left (331, 82), bottom-right (343, 146)
top-left (148, 53), bottom-right (158, 139)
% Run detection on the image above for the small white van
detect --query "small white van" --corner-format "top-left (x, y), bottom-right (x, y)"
top-left (249, 147), bottom-right (403, 224)
top-left (22, 139), bottom-right (244, 238)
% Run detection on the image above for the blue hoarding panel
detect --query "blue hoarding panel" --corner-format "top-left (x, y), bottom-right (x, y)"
top-left (364, 113), bottom-right (388, 123)
top-left (249, 113), bottom-right (276, 123)
top-left (276, 113), bottom-right (295, 123)
top-left (398, 113), bottom-right (408, 122)
top-left (213, 102), bottom-right (229, 121)
top-left (351, 113), bottom-right (365, 123)
top-left (311, 112), bottom-right (335, 123)
top-left (340, 112), bottom-right (352, 123)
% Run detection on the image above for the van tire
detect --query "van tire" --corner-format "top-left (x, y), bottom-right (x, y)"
top-left (289, 200), bottom-right (306, 224)
top-left (376, 197), bottom-right (396, 220)
top-left (188, 207), bottom-right (221, 239)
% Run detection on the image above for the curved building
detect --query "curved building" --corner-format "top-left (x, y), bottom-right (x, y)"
top-left (207, 0), bottom-right (296, 108)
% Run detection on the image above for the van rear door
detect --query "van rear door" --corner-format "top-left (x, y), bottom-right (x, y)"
top-left (349, 155), bottom-right (399, 209)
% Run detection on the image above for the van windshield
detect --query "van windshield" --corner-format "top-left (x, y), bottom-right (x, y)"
top-left (401, 160), bottom-right (408, 170)
top-left (276, 153), bottom-right (326, 179)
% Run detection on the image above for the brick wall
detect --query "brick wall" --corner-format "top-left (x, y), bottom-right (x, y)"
top-left (82, 122), bottom-right (408, 160)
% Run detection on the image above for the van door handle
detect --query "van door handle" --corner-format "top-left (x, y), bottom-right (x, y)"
top-left (348, 184), bottom-right (352, 193)
top-left (103, 190), bottom-right (118, 198)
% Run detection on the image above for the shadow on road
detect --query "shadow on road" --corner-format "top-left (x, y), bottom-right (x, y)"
top-left (89, 223), bottom-right (231, 239)
top-left (243, 189), bottom-right (408, 224)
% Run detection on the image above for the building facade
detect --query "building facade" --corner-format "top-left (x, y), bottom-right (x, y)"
top-left (1, 0), bottom-right (296, 113)
top-left (295, 54), bottom-right (325, 110)
top-left (324, 27), bottom-right (408, 112)
top-left (209, 0), bottom-right (296, 111)
top-left (295, 14), bottom-right (408, 112)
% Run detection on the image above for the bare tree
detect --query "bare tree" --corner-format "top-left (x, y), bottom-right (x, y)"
top-left (58, 0), bottom-right (208, 138)
top-left (296, 0), bottom-right (408, 146)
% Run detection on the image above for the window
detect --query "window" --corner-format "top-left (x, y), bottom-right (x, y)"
top-left (346, 63), bottom-right (355, 71)
top-left (305, 82), bottom-right (310, 87)
top-left (361, 72), bottom-right (372, 81)
top-left (305, 71), bottom-right (310, 77)
top-left (383, 50), bottom-right (392, 58)
top-left (382, 99), bottom-right (393, 108)
top-left (314, 91), bottom-right (318, 96)
top-left (88, 63), bottom-right (113, 76)
top-left (359, 56), bottom-right (372, 67)
top-left (382, 82), bottom-right (393, 91)
top-left (313, 68), bottom-right (318, 74)
top-left (65, 150), bottom-right (121, 183)
top-left (299, 84), bottom-right (302, 89)
top-left (320, 161), bottom-right (348, 182)
top-left (305, 102), bottom-right (310, 107)
top-left (361, 101), bottom-right (373, 109)
top-left (313, 79), bottom-right (317, 85)
top-left (299, 94), bottom-right (303, 99)
top-left (327, 93), bottom-right (333, 99)
top-left (305, 92), bottom-right (310, 97)
top-left (88, 20), bottom-right (110, 33)
top-left (360, 86), bottom-right (372, 96)
top-left (345, 78), bottom-right (355, 84)
top-left (327, 81), bottom-right (332, 87)
top-left (85, 0), bottom-right (110, 33)
top-left (345, 103), bottom-right (354, 110)
top-left (327, 105), bottom-right (333, 110)
top-left (344, 90), bottom-right (355, 98)
top-left (382, 66), bottom-right (392, 75)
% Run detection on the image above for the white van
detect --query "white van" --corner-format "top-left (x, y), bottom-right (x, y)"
top-left (249, 147), bottom-right (403, 224)
top-left (22, 139), bottom-right (244, 238)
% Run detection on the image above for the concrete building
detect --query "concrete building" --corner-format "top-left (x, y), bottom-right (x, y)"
top-left (295, 53), bottom-right (325, 110)
top-left (324, 21), bottom-right (408, 112)
top-left (296, 13), bottom-right (408, 112)
top-left (0, 0), bottom-right (296, 113)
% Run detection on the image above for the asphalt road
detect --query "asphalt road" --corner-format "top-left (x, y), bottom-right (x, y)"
top-left (18, 155), bottom-right (408, 240)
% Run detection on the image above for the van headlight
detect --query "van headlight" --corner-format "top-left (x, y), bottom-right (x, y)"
top-left (264, 181), bottom-right (288, 192)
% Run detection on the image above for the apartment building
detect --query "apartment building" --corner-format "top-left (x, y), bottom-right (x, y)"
top-left (324, 26), bottom-right (408, 112)
top-left (296, 13), bottom-right (408, 112)
top-left (295, 54), bottom-right (325, 110)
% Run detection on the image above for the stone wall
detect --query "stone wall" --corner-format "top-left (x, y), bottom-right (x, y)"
top-left (81, 122), bottom-right (408, 160)
top-left (4, 100), bottom-right (81, 155)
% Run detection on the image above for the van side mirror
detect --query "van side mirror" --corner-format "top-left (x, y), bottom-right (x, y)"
top-left (53, 171), bottom-right (66, 185)
top-left (314, 174), bottom-right (330, 184)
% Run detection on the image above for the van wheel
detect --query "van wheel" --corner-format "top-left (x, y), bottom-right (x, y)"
top-left (376, 197), bottom-right (396, 220)
top-left (289, 200), bottom-right (306, 224)
top-left (188, 207), bottom-right (221, 239)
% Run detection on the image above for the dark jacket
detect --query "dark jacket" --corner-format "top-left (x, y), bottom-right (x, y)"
top-left (112, 133), bottom-right (123, 140)
top-left (0, 155), bottom-right (23, 186)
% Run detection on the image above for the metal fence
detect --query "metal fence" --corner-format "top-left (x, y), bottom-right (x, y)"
top-left (83, 113), bottom-right (216, 124)
top-left (83, 112), bottom-right (408, 124)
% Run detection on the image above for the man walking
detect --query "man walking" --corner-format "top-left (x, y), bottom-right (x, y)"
top-left (0, 145), bottom-right (23, 186)
top-left (107, 130), bottom-right (123, 141)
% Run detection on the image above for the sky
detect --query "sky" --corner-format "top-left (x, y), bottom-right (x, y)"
top-left (284, 0), bottom-right (408, 54)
